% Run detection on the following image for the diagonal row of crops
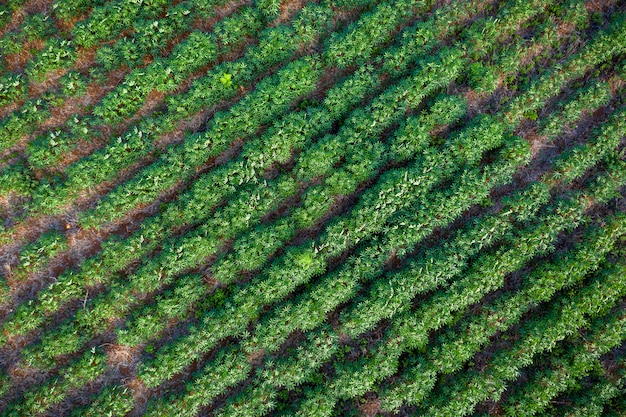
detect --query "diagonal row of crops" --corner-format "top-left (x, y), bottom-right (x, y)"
top-left (0, 0), bottom-right (625, 415)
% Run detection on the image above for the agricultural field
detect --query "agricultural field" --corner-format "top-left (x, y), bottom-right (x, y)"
top-left (0, 0), bottom-right (625, 415)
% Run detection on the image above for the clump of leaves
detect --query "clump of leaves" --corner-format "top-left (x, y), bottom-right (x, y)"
top-left (60, 71), bottom-right (88, 97)
top-left (220, 73), bottom-right (233, 88)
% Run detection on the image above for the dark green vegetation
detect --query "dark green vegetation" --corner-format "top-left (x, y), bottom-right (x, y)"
top-left (0, 0), bottom-right (625, 415)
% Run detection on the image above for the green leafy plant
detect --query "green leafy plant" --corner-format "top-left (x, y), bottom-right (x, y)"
top-left (220, 72), bottom-right (233, 88)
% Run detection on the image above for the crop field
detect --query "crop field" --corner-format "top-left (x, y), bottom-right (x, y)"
top-left (0, 0), bottom-right (625, 415)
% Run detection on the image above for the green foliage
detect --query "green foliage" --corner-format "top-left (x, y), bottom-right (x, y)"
top-left (219, 72), bottom-right (233, 87)
top-left (0, 5), bottom-right (11, 30)
top-left (215, 6), bottom-right (262, 49)
top-left (1, 0), bottom-right (624, 415)
top-left (0, 99), bottom-right (50, 152)
top-left (0, 13), bottom-right (54, 53)
top-left (28, 116), bottom-right (100, 172)
top-left (72, 0), bottom-right (168, 48)
top-left (51, 0), bottom-right (107, 21)
top-left (59, 71), bottom-right (88, 97)
top-left (22, 13), bottom-right (55, 40)
top-left (71, 385), bottom-right (135, 417)
top-left (465, 62), bottom-right (498, 93)
top-left (293, 4), bottom-right (333, 44)
top-left (325, 0), bottom-right (427, 67)
top-left (0, 161), bottom-right (34, 198)
top-left (83, 57), bottom-right (322, 227)
top-left (26, 39), bottom-right (76, 83)
top-left (256, 0), bottom-right (280, 18)
top-left (117, 274), bottom-right (206, 346)
top-left (12, 230), bottom-right (67, 281)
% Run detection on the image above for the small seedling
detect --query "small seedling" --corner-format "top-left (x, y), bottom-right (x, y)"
top-left (220, 73), bottom-right (233, 88)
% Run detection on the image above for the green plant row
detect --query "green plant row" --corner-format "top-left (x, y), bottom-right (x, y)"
top-left (0, 0), bottom-right (444, 347)
top-left (348, 103), bottom-right (626, 338)
top-left (424, 254), bottom-right (626, 417)
top-left (14, 3), bottom-right (302, 206)
top-left (0, 229), bottom-right (67, 304)
top-left (540, 77), bottom-right (615, 140)
top-left (0, 0), bottom-right (225, 141)
top-left (0, 0), bottom-right (474, 208)
top-left (0, 0), bottom-right (600, 368)
top-left (378, 207), bottom-right (626, 412)
top-left (0, 0), bottom-right (173, 102)
top-left (243, 121), bottom-right (521, 353)
top-left (324, 0), bottom-right (434, 68)
top-left (504, 14), bottom-right (626, 126)
top-left (0, 160), bottom-right (34, 204)
top-left (263, 154), bottom-right (625, 412)
top-left (15, 56), bottom-right (323, 367)
top-left (53, 22), bottom-right (560, 396)
top-left (210, 95), bottom-right (465, 285)
top-left (23, 39), bottom-right (76, 83)
top-left (136, 91), bottom-right (620, 412)
top-left (294, 161), bottom-right (626, 417)
top-left (217, 139), bottom-right (530, 417)
top-left (3, 2), bottom-right (229, 162)
top-left (77, 0), bottom-right (439, 226)
top-left (0, 0), bottom-right (544, 284)
top-left (49, 0), bottom-right (107, 22)
top-left (115, 91), bottom-right (464, 350)
top-left (2, 1), bottom-right (623, 415)
top-left (136, 130), bottom-right (526, 390)
top-left (0, 224), bottom-right (59, 311)
top-left (1, 0), bottom-right (415, 252)
top-left (0, 12), bottom-right (62, 74)
top-left (542, 351), bottom-right (626, 417)
top-left (91, 4), bottom-right (261, 126)
top-left (0, 5), bottom-right (13, 32)
top-left (144, 347), bottom-right (254, 417)
top-left (112, 127), bottom-right (624, 412)
top-left (2, 347), bottom-right (107, 416)
top-left (0, 0), bottom-right (462, 361)
top-left (131, 49), bottom-right (476, 388)
top-left (235, 21), bottom-right (625, 357)
top-left (501, 298), bottom-right (626, 416)
top-left (491, 0), bottom-right (590, 78)
top-left (21, 3), bottom-right (334, 219)
top-left (241, 92), bottom-right (619, 412)
top-left (0, 99), bottom-right (50, 155)
top-left (25, 29), bottom-right (217, 170)
top-left (302, 155), bottom-right (565, 415)
top-left (17, 47), bottom-right (462, 371)
top-left (140, 141), bottom-right (520, 415)
top-left (159, 0), bottom-right (495, 276)
top-left (0, 0), bottom-right (612, 404)
top-left (115, 274), bottom-right (207, 347)
top-left (11, 0), bottom-right (262, 176)
top-left (0, 73), bottom-right (26, 107)
top-left (81, 53), bottom-right (323, 223)
top-left (71, 0), bottom-right (168, 48)
top-left (125, 0), bottom-right (608, 386)
top-left (68, 385), bottom-right (135, 417)
top-left (50, 0), bottom-right (584, 224)
top-left (0, 44), bottom-right (320, 342)
top-left (155, 129), bottom-right (620, 417)
top-left (94, 2), bottom-right (212, 72)
top-left (0, 0), bottom-right (377, 227)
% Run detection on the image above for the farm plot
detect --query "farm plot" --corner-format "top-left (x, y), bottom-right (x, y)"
top-left (0, 0), bottom-right (625, 416)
